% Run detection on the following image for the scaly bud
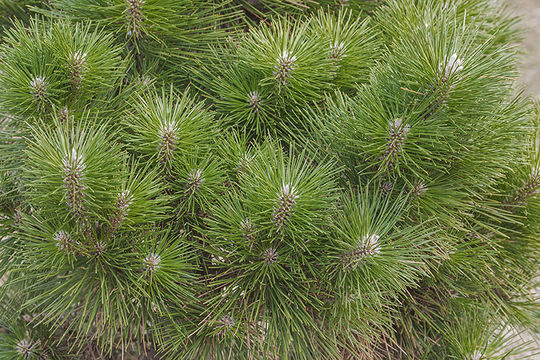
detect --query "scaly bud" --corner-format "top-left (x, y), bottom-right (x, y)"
top-left (237, 153), bottom-right (254, 175)
top-left (30, 76), bottom-right (47, 104)
top-left (62, 148), bottom-right (87, 219)
top-left (273, 51), bottom-right (296, 86)
top-left (110, 190), bottom-right (133, 231)
top-left (504, 167), bottom-right (540, 207)
top-left (69, 50), bottom-right (87, 90)
top-left (341, 234), bottom-right (381, 271)
top-left (330, 42), bottom-right (346, 62)
top-left (127, 0), bottom-right (144, 38)
top-left (247, 91), bottom-right (262, 113)
top-left (13, 207), bottom-right (23, 226)
top-left (93, 240), bottom-right (107, 255)
top-left (59, 107), bottom-right (69, 122)
top-left (438, 53), bottom-right (463, 83)
top-left (262, 247), bottom-right (278, 265)
top-left (240, 218), bottom-right (255, 241)
top-left (273, 183), bottom-right (298, 229)
top-left (383, 118), bottom-right (410, 170)
top-left (16, 339), bottom-right (34, 359)
top-left (55, 230), bottom-right (73, 251)
top-left (218, 313), bottom-right (235, 330)
top-left (380, 181), bottom-right (393, 194)
top-left (423, 53), bottom-right (464, 120)
top-left (158, 121), bottom-right (176, 163)
top-left (186, 169), bottom-right (204, 195)
top-left (411, 182), bottom-right (427, 196)
top-left (144, 253), bottom-right (161, 272)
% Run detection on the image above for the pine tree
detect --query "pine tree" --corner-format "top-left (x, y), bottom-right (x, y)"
top-left (0, 0), bottom-right (538, 359)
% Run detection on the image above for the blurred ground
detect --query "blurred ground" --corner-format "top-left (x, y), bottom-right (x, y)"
top-left (505, 2), bottom-right (540, 359)
top-left (510, 0), bottom-right (540, 100)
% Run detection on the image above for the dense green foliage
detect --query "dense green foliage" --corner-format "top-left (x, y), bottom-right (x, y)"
top-left (0, 0), bottom-right (538, 359)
